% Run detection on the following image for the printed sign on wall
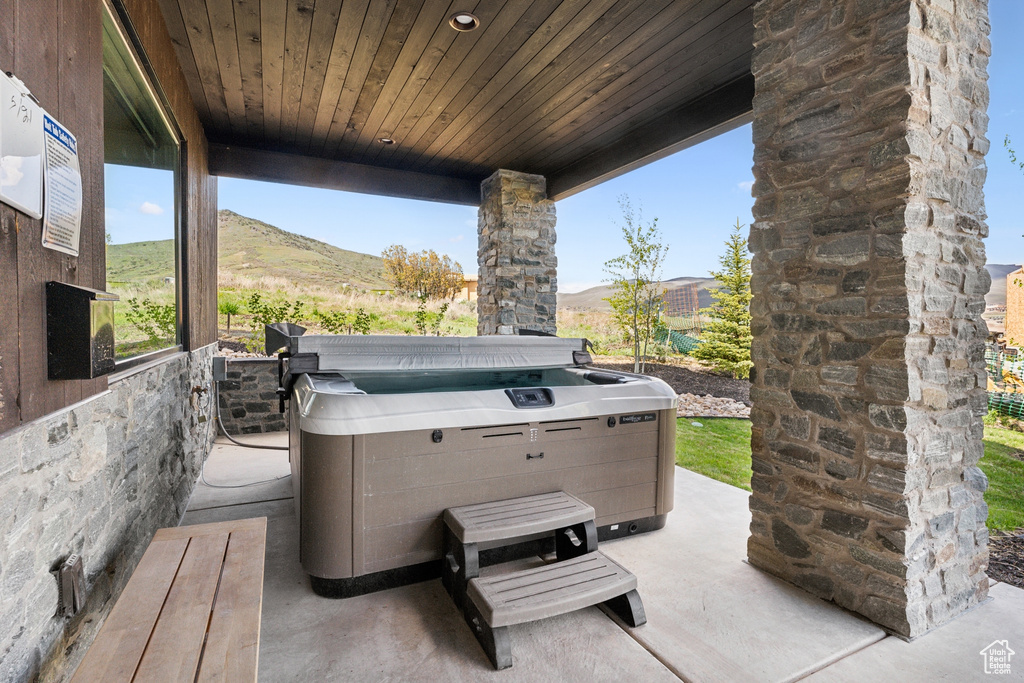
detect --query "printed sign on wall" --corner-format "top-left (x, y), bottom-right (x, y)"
top-left (0, 71), bottom-right (44, 219)
top-left (41, 113), bottom-right (82, 256)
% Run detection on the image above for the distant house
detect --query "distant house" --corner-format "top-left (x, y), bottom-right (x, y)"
top-left (460, 274), bottom-right (478, 302)
top-left (1005, 268), bottom-right (1024, 346)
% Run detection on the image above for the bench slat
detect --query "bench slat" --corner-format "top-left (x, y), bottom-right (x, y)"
top-left (196, 525), bottom-right (266, 682)
top-left (468, 552), bottom-right (637, 628)
top-left (70, 538), bottom-right (189, 682)
top-left (153, 517), bottom-right (266, 541)
top-left (134, 532), bottom-right (230, 682)
top-left (445, 491), bottom-right (594, 543)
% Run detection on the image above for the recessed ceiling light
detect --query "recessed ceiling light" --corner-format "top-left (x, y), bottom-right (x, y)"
top-left (449, 12), bottom-right (479, 31)
top-left (378, 137), bottom-right (395, 145)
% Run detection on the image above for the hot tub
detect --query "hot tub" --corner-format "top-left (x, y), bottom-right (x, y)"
top-left (275, 333), bottom-right (677, 597)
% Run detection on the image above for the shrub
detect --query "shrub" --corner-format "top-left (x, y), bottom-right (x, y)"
top-left (415, 296), bottom-right (449, 335)
top-left (247, 292), bottom-right (304, 353)
top-left (218, 298), bottom-right (241, 332)
top-left (124, 297), bottom-right (176, 344)
top-left (311, 307), bottom-right (377, 335)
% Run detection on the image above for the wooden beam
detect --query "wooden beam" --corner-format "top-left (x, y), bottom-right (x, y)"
top-left (208, 144), bottom-right (481, 205)
top-left (546, 74), bottom-right (754, 201)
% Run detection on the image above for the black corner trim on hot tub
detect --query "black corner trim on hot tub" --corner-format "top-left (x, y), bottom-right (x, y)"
top-left (310, 561), bottom-right (441, 599)
top-left (597, 514), bottom-right (668, 541)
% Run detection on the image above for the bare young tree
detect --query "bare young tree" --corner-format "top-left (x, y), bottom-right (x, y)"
top-left (603, 196), bottom-right (668, 373)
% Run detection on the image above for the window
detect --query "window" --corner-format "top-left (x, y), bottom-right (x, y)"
top-left (102, 4), bottom-right (182, 362)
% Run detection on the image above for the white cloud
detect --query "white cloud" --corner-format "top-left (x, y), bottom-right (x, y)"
top-left (464, 218), bottom-right (477, 228)
top-left (449, 234), bottom-right (465, 243)
top-left (737, 180), bottom-right (754, 192)
top-left (0, 156), bottom-right (24, 187)
top-left (139, 201), bottom-right (164, 215)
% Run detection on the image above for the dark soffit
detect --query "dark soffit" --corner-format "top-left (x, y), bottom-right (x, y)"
top-left (158, 0), bottom-right (755, 204)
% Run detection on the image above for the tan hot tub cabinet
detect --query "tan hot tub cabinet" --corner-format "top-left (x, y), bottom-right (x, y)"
top-left (275, 332), bottom-right (678, 598)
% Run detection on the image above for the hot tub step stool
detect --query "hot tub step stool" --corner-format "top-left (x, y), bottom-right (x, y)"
top-left (464, 551), bottom-right (646, 670)
top-left (442, 491), bottom-right (597, 609)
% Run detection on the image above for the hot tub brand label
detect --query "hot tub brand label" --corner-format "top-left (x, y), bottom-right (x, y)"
top-left (619, 413), bottom-right (656, 424)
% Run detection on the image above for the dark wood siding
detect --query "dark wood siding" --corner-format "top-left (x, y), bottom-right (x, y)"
top-left (121, 0), bottom-right (218, 353)
top-left (0, 0), bottom-right (216, 434)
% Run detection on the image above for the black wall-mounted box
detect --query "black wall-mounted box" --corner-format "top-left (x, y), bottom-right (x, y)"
top-left (46, 282), bottom-right (119, 380)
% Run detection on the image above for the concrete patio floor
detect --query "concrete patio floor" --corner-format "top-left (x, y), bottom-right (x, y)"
top-left (182, 434), bottom-right (1024, 682)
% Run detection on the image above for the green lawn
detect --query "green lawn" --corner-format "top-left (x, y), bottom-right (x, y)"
top-left (675, 418), bottom-right (753, 491)
top-left (675, 418), bottom-right (1024, 531)
top-left (979, 426), bottom-right (1024, 531)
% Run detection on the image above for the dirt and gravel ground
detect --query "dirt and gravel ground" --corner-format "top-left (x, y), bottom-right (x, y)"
top-left (218, 339), bottom-right (249, 354)
top-left (989, 531), bottom-right (1024, 589)
top-left (592, 357), bottom-right (751, 405)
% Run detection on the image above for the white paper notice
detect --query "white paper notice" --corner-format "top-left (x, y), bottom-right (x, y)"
top-left (41, 113), bottom-right (82, 256)
top-left (0, 72), bottom-right (44, 219)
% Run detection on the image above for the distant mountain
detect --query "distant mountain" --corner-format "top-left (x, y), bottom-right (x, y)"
top-left (559, 264), bottom-right (1020, 312)
top-left (985, 264), bottom-right (1019, 308)
top-left (107, 209), bottom-right (388, 290)
top-left (106, 239), bottom-right (175, 282)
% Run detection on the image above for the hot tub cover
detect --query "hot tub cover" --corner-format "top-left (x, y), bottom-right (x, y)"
top-left (285, 334), bottom-right (588, 372)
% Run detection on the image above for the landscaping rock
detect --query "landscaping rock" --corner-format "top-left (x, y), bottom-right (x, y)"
top-left (677, 393), bottom-right (751, 419)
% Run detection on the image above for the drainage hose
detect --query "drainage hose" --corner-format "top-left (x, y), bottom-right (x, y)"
top-left (198, 379), bottom-right (290, 489)
top-left (214, 380), bottom-right (289, 451)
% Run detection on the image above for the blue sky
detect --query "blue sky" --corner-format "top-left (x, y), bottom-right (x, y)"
top-left (108, 2), bottom-right (1023, 294)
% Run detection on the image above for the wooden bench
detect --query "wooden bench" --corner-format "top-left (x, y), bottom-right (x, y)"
top-left (71, 517), bottom-right (267, 683)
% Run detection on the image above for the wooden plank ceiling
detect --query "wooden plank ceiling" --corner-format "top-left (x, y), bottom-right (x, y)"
top-left (157, 0), bottom-right (754, 203)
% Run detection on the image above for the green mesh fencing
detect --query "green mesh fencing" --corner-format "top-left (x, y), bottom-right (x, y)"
top-left (654, 328), bottom-right (702, 354)
top-left (986, 344), bottom-right (1024, 394)
top-left (985, 343), bottom-right (1024, 416)
top-left (989, 392), bottom-right (1024, 418)
top-left (661, 313), bottom-right (703, 334)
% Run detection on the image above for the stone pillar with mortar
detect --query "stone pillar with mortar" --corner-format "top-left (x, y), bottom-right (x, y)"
top-left (477, 169), bottom-right (558, 335)
top-left (747, 0), bottom-right (991, 637)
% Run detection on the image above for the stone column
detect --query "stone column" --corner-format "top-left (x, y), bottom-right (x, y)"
top-left (476, 170), bottom-right (558, 335)
top-left (747, 0), bottom-right (990, 638)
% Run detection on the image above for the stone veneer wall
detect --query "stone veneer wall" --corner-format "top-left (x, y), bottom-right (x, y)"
top-left (747, 0), bottom-right (990, 638)
top-left (217, 359), bottom-right (286, 434)
top-left (477, 169), bottom-right (558, 335)
top-left (0, 345), bottom-right (217, 682)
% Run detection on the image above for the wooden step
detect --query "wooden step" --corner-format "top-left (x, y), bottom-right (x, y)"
top-left (442, 491), bottom-right (598, 612)
top-left (462, 551), bottom-right (646, 669)
top-left (444, 491), bottom-right (594, 544)
top-left (467, 551), bottom-right (637, 627)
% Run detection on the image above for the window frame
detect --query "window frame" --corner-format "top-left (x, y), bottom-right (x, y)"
top-left (102, 0), bottom-right (190, 371)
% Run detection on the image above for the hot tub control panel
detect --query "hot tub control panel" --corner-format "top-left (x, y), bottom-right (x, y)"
top-left (505, 387), bottom-right (554, 408)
